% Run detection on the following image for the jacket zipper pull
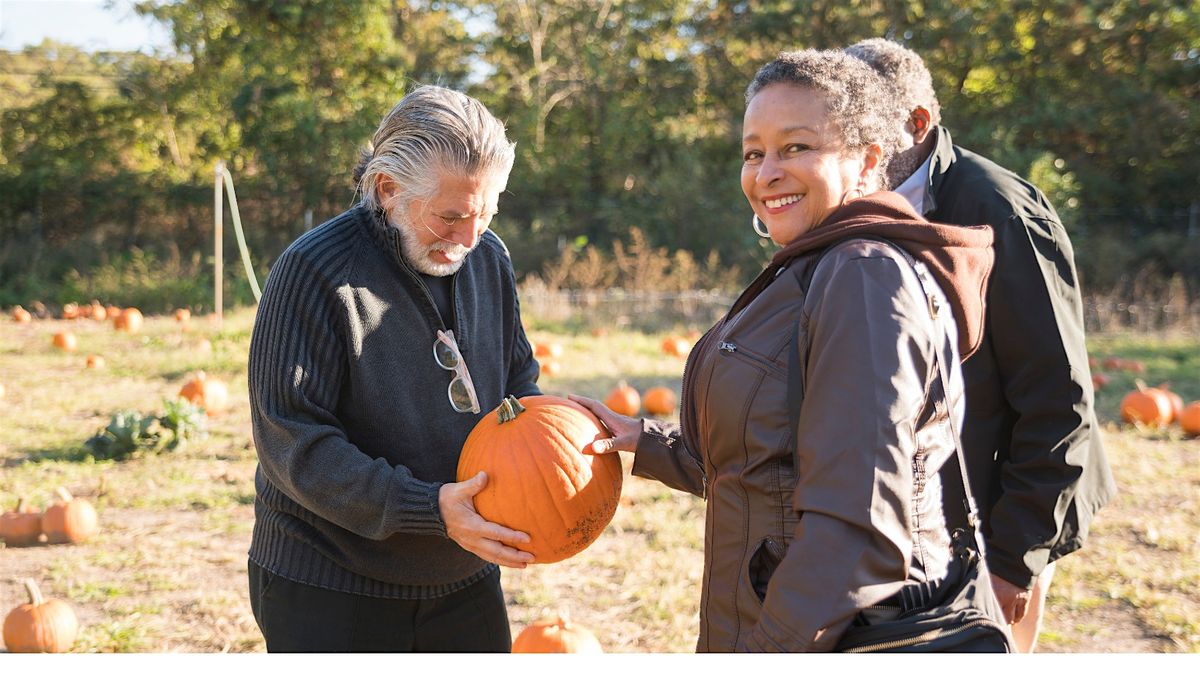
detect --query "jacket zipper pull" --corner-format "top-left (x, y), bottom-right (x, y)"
top-left (718, 341), bottom-right (737, 353)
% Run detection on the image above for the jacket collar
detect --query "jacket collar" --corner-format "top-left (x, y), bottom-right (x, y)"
top-left (923, 126), bottom-right (958, 214)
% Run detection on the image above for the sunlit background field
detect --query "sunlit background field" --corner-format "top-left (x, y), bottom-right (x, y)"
top-left (1, 303), bottom-right (1196, 653)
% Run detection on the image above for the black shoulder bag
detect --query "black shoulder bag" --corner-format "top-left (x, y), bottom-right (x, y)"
top-left (793, 238), bottom-right (1014, 653)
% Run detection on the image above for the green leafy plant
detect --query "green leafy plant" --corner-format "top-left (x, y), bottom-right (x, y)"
top-left (84, 399), bottom-right (207, 461)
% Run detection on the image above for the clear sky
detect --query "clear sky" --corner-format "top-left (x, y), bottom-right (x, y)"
top-left (0, 0), bottom-right (173, 53)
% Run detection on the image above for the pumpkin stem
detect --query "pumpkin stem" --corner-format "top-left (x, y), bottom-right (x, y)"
top-left (509, 396), bottom-right (526, 416)
top-left (55, 487), bottom-right (73, 503)
top-left (22, 578), bottom-right (44, 606)
top-left (558, 608), bottom-right (571, 629)
top-left (497, 396), bottom-right (526, 424)
top-left (16, 496), bottom-right (26, 512)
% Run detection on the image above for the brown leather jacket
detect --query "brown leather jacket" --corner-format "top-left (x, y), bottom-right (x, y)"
top-left (632, 195), bottom-right (994, 652)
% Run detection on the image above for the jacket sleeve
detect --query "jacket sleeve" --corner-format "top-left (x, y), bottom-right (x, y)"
top-left (631, 419), bottom-right (706, 498)
top-left (248, 249), bottom-right (447, 540)
top-left (979, 212), bottom-right (1110, 587)
top-left (744, 253), bottom-right (933, 652)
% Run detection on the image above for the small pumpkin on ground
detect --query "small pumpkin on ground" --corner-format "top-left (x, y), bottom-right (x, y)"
top-left (512, 613), bottom-right (603, 653)
top-left (604, 382), bottom-right (641, 417)
top-left (0, 498), bottom-right (43, 547)
top-left (179, 371), bottom-right (230, 415)
top-left (12, 306), bottom-right (32, 323)
top-left (1120, 381), bottom-right (1173, 428)
top-left (539, 360), bottom-right (562, 378)
top-left (113, 307), bottom-right (144, 333)
top-left (174, 308), bottom-right (191, 323)
top-left (2, 579), bottom-right (79, 653)
top-left (661, 335), bottom-right (691, 358)
top-left (85, 354), bottom-right (106, 369)
top-left (457, 395), bottom-right (622, 564)
top-left (643, 386), bottom-right (678, 417)
top-left (42, 487), bottom-right (99, 545)
top-left (1157, 385), bottom-right (1184, 424)
top-left (534, 341), bottom-right (564, 359)
top-left (52, 331), bottom-right (77, 352)
top-left (1180, 402), bottom-right (1200, 438)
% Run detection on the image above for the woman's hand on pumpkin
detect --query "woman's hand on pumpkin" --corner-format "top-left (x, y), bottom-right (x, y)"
top-left (568, 395), bottom-right (640, 455)
top-left (439, 471), bottom-right (535, 568)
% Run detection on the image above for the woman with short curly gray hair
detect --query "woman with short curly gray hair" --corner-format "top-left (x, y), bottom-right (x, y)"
top-left (572, 49), bottom-right (1002, 652)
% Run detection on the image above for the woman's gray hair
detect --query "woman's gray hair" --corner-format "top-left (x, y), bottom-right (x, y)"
top-left (745, 49), bottom-right (905, 185)
top-left (844, 38), bottom-right (941, 125)
top-left (354, 85), bottom-right (516, 213)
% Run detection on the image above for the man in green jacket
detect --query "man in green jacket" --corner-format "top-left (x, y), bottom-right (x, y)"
top-left (846, 38), bottom-right (1116, 652)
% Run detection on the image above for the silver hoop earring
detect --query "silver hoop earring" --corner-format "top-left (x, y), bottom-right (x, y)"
top-left (839, 187), bottom-right (866, 207)
top-left (751, 214), bottom-right (770, 238)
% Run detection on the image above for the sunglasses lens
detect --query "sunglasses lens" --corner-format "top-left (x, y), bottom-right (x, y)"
top-left (448, 378), bottom-right (475, 413)
top-left (434, 340), bottom-right (459, 369)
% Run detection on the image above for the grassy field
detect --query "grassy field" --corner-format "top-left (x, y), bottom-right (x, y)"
top-left (0, 307), bottom-right (1196, 653)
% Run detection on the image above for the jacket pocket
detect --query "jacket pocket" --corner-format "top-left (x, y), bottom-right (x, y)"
top-left (748, 535), bottom-right (787, 603)
top-left (718, 341), bottom-right (786, 382)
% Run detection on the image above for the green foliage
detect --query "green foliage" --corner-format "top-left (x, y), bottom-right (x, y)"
top-left (0, 0), bottom-right (1197, 307)
top-left (83, 399), bottom-right (208, 461)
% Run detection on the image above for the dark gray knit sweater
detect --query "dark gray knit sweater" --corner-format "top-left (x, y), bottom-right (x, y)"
top-left (247, 204), bottom-right (540, 598)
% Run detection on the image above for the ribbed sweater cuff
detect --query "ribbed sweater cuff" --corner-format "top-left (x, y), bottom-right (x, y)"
top-left (388, 479), bottom-right (448, 537)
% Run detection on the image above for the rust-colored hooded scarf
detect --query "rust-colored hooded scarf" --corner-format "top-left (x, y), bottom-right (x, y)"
top-left (731, 191), bottom-right (994, 360)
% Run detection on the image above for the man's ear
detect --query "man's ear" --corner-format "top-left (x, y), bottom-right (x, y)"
top-left (375, 174), bottom-right (399, 211)
top-left (908, 106), bottom-right (933, 144)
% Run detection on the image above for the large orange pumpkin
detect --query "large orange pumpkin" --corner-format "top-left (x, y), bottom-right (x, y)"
top-left (1120, 383), bottom-right (1173, 427)
top-left (604, 382), bottom-right (641, 417)
top-left (1180, 402), bottom-right (1200, 437)
top-left (86, 302), bottom-right (106, 321)
top-left (2, 579), bottom-right (78, 653)
top-left (643, 386), bottom-right (678, 417)
top-left (457, 395), bottom-right (622, 564)
top-left (179, 371), bottom-right (229, 415)
top-left (52, 331), bottom-right (77, 352)
top-left (0, 498), bottom-right (42, 547)
top-left (41, 487), bottom-right (98, 545)
top-left (512, 614), bottom-right (603, 653)
top-left (113, 307), bottom-right (143, 333)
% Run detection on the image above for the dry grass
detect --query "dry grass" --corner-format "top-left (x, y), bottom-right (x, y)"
top-left (0, 308), bottom-right (1196, 652)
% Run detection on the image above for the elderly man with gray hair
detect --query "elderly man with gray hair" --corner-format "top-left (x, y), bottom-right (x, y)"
top-left (845, 38), bottom-right (1116, 653)
top-left (245, 85), bottom-right (539, 652)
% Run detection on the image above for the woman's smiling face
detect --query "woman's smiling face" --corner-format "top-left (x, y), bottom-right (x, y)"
top-left (740, 83), bottom-right (869, 246)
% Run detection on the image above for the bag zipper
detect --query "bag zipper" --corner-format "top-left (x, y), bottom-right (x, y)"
top-left (840, 618), bottom-right (1009, 653)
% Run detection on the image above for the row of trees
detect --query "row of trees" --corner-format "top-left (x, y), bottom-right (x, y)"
top-left (1, 0), bottom-right (1197, 311)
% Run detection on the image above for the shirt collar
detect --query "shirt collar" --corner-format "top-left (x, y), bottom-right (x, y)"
top-left (893, 146), bottom-right (936, 215)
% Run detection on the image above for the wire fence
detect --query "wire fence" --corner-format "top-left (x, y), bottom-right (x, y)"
top-left (518, 286), bottom-right (1200, 336)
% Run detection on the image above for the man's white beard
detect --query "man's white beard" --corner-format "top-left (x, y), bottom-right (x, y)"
top-left (388, 209), bottom-right (474, 277)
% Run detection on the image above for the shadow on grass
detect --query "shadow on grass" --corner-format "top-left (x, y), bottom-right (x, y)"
top-left (5, 444), bottom-right (97, 466)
